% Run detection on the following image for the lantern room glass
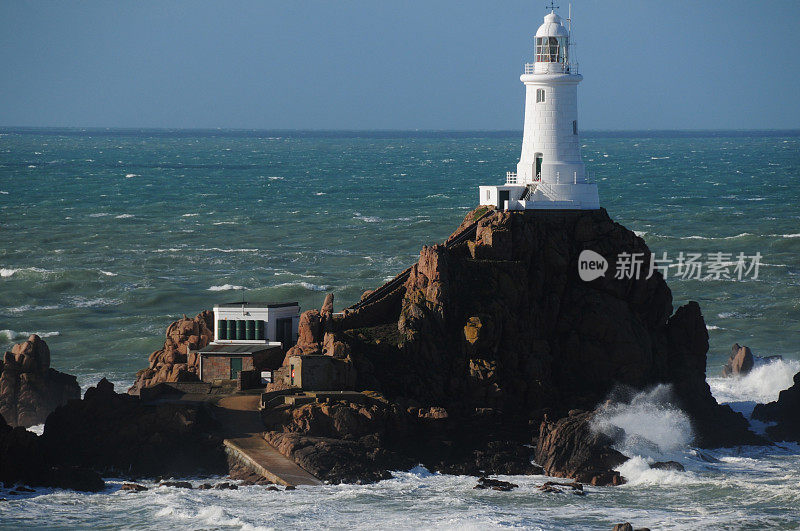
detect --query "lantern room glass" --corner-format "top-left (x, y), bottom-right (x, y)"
top-left (535, 36), bottom-right (568, 63)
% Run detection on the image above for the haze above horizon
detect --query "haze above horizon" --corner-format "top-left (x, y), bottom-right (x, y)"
top-left (2, 1), bottom-right (799, 131)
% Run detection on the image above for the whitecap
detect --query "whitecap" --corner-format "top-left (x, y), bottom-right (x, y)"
top-left (181, 213), bottom-right (199, 217)
top-left (212, 221), bottom-right (236, 225)
top-left (207, 284), bottom-right (247, 291)
top-left (1, 268), bottom-right (18, 277)
top-left (100, 270), bottom-right (117, 276)
top-left (274, 281), bottom-right (331, 292)
top-left (115, 214), bottom-right (134, 219)
top-left (1, 329), bottom-right (60, 342)
top-left (125, 173), bottom-right (138, 178)
top-left (0, 191), bottom-right (8, 195)
top-left (89, 212), bottom-right (110, 218)
top-left (268, 176), bottom-right (284, 180)
top-left (709, 358), bottom-right (800, 408)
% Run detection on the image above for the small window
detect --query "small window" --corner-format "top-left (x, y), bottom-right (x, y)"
top-left (485, 189), bottom-right (490, 200)
top-left (573, 120), bottom-right (578, 135)
top-left (536, 89), bottom-right (545, 103)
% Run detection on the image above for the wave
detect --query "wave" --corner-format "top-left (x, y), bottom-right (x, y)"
top-left (708, 358), bottom-right (800, 410)
top-left (207, 284), bottom-right (247, 291)
top-left (181, 213), bottom-right (199, 217)
top-left (593, 384), bottom-right (693, 459)
top-left (0, 267), bottom-right (53, 279)
top-left (0, 330), bottom-right (60, 342)
top-left (125, 173), bottom-right (138, 178)
top-left (274, 281), bottom-right (331, 292)
top-left (0, 191), bottom-right (8, 195)
top-left (353, 212), bottom-right (381, 223)
top-left (100, 270), bottom-right (117, 276)
top-left (115, 214), bottom-right (134, 219)
top-left (67, 296), bottom-right (123, 309)
top-left (89, 212), bottom-right (111, 218)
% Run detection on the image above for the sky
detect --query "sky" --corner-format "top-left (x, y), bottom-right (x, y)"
top-left (1, 0), bottom-right (799, 131)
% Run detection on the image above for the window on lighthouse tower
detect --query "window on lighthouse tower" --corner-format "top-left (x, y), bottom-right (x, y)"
top-left (536, 89), bottom-right (545, 103)
top-left (535, 36), bottom-right (568, 63)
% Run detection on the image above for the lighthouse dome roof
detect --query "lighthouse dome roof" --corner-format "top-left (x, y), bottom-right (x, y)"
top-left (535, 12), bottom-right (569, 38)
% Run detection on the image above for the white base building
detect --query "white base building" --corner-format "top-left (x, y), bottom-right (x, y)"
top-left (480, 10), bottom-right (600, 211)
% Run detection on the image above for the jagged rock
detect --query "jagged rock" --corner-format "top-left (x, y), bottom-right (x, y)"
top-left (0, 413), bottom-right (104, 492)
top-left (160, 481), bottom-right (192, 489)
top-left (0, 335), bottom-right (80, 427)
top-left (128, 311), bottom-right (214, 394)
top-left (538, 480), bottom-right (584, 494)
top-left (535, 410), bottom-right (627, 486)
top-left (43, 379), bottom-right (227, 478)
top-left (650, 460), bottom-right (685, 472)
top-left (752, 371), bottom-right (800, 442)
top-left (722, 343), bottom-right (755, 377)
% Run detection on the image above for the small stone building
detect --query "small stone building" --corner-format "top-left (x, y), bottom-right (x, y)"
top-left (197, 343), bottom-right (283, 382)
top-left (283, 355), bottom-right (355, 390)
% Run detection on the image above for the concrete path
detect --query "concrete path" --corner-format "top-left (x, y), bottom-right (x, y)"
top-left (215, 395), bottom-right (322, 487)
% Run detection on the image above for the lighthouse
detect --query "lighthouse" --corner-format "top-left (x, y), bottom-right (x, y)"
top-left (479, 8), bottom-right (600, 210)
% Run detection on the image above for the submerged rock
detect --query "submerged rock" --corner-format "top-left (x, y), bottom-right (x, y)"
top-left (474, 477), bottom-right (518, 491)
top-left (0, 334), bottom-right (80, 427)
top-left (649, 460), bottom-right (685, 472)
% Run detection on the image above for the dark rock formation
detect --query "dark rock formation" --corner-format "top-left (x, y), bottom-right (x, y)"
top-left (722, 343), bottom-right (755, 377)
top-left (0, 334), bottom-right (80, 427)
top-left (0, 413), bottom-right (104, 492)
top-left (474, 477), bottom-right (518, 491)
top-left (263, 207), bottom-right (763, 483)
top-left (128, 311), bottom-right (214, 394)
top-left (612, 524), bottom-right (650, 531)
top-left (535, 410), bottom-right (627, 486)
top-left (43, 378), bottom-right (227, 478)
top-left (752, 371), bottom-right (800, 442)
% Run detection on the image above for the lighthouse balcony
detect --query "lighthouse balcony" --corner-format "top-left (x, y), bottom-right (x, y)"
top-left (524, 62), bottom-right (579, 75)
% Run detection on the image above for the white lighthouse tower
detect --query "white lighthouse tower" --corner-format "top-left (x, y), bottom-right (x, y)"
top-left (479, 7), bottom-right (600, 210)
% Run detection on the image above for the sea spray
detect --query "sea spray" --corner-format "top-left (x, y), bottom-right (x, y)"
top-left (708, 358), bottom-right (800, 409)
top-left (591, 384), bottom-right (694, 459)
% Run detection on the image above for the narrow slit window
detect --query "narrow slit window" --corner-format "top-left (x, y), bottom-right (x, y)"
top-left (573, 120), bottom-right (578, 135)
top-left (536, 89), bottom-right (545, 103)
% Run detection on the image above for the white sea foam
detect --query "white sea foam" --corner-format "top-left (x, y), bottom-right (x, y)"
top-left (0, 268), bottom-right (17, 277)
top-left (268, 176), bottom-right (284, 180)
top-left (26, 424), bottom-right (45, 436)
top-left (181, 213), bottom-right (199, 217)
top-left (207, 284), bottom-right (247, 291)
top-left (115, 214), bottom-right (134, 219)
top-left (0, 267), bottom-right (53, 278)
top-left (0, 191), bottom-right (8, 194)
top-left (125, 173), bottom-right (138, 178)
top-left (709, 358), bottom-right (800, 409)
top-left (1, 330), bottom-right (60, 343)
top-left (100, 270), bottom-right (117, 276)
top-left (89, 212), bottom-right (111, 218)
top-left (593, 384), bottom-right (694, 459)
top-left (274, 281), bottom-right (330, 292)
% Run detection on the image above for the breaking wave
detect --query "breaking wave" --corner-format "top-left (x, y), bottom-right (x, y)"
top-left (207, 284), bottom-right (247, 292)
top-left (709, 357), bottom-right (800, 409)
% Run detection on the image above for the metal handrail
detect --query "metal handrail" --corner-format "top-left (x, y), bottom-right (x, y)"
top-left (524, 62), bottom-right (579, 75)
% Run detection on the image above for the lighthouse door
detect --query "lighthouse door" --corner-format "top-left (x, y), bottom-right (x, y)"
top-left (535, 154), bottom-right (543, 180)
top-left (498, 190), bottom-right (509, 209)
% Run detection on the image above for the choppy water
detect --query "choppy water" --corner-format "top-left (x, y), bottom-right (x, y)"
top-left (1, 129), bottom-right (799, 529)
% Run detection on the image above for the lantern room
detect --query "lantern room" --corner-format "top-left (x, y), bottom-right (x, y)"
top-left (533, 12), bottom-right (571, 74)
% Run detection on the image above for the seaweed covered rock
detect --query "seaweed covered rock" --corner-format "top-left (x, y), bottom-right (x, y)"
top-left (43, 378), bottom-right (226, 477)
top-left (0, 334), bottom-right (80, 427)
top-left (128, 311), bottom-right (214, 394)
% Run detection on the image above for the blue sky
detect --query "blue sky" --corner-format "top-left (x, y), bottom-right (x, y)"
top-left (1, 0), bottom-right (799, 130)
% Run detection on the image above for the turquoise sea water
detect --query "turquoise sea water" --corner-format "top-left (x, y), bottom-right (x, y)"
top-left (1, 129), bottom-right (799, 529)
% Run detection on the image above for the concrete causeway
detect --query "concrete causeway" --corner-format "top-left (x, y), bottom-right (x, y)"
top-left (215, 395), bottom-right (322, 487)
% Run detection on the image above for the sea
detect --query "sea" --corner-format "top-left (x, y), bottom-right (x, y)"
top-left (1, 128), bottom-right (799, 529)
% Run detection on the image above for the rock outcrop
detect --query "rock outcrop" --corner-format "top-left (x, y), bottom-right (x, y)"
top-left (722, 343), bottom-right (755, 377)
top-left (265, 207), bottom-right (763, 483)
top-left (752, 371), bottom-right (800, 442)
top-left (128, 311), bottom-right (214, 394)
top-left (0, 413), bottom-right (104, 492)
top-left (535, 410), bottom-right (627, 486)
top-left (0, 334), bottom-right (80, 427)
top-left (43, 378), bottom-right (227, 477)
